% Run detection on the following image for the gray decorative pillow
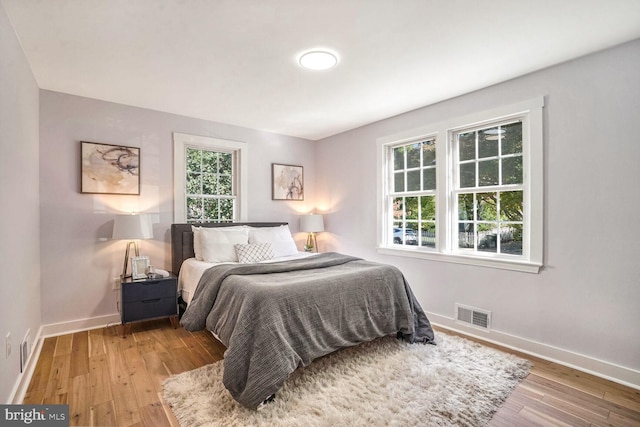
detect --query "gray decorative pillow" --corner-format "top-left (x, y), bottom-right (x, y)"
top-left (234, 243), bottom-right (275, 264)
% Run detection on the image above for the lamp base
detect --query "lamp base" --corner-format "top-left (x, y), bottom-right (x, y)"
top-left (121, 240), bottom-right (140, 279)
top-left (305, 232), bottom-right (318, 252)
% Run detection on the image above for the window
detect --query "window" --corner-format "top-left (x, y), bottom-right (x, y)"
top-left (454, 121), bottom-right (524, 256)
top-left (377, 98), bottom-right (543, 273)
top-left (389, 138), bottom-right (437, 248)
top-left (173, 133), bottom-right (248, 223)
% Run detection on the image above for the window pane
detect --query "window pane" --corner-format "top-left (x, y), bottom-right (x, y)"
top-left (406, 143), bottom-right (421, 169)
top-left (420, 222), bottom-right (436, 248)
top-left (202, 173), bottom-right (217, 195)
top-left (186, 148), bottom-right (201, 172)
top-left (392, 197), bottom-right (404, 220)
top-left (393, 147), bottom-right (405, 171)
top-left (220, 199), bottom-right (234, 220)
top-left (203, 198), bottom-right (219, 220)
top-left (407, 170), bottom-right (420, 191)
top-left (477, 192), bottom-right (497, 221)
top-left (219, 175), bottom-right (232, 195)
top-left (423, 140), bottom-right (436, 165)
top-left (458, 222), bottom-right (474, 249)
top-left (219, 152), bottom-right (232, 174)
top-left (420, 195), bottom-right (436, 220)
top-left (500, 191), bottom-right (523, 222)
top-left (501, 122), bottom-right (522, 155)
top-left (186, 172), bottom-right (201, 194)
top-left (502, 156), bottom-right (522, 185)
top-left (460, 163), bottom-right (476, 188)
top-left (478, 159), bottom-right (499, 186)
top-left (478, 224), bottom-right (497, 253)
top-left (201, 151), bottom-right (217, 174)
top-left (458, 193), bottom-right (474, 221)
top-left (422, 168), bottom-right (436, 190)
top-left (459, 132), bottom-right (475, 161)
top-left (479, 127), bottom-right (499, 158)
top-left (186, 197), bottom-right (202, 221)
top-left (405, 197), bottom-right (419, 220)
top-left (394, 172), bottom-right (405, 192)
top-left (501, 224), bottom-right (523, 255)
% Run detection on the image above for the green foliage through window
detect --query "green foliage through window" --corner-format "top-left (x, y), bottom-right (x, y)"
top-left (185, 147), bottom-right (235, 223)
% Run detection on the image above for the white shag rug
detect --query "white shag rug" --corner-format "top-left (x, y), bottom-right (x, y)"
top-left (163, 334), bottom-right (531, 427)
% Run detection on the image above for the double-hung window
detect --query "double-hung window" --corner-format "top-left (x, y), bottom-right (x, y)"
top-left (173, 132), bottom-right (248, 223)
top-left (389, 138), bottom-right (437, 248)
top-left (378, 98), bottom-right (543, 273)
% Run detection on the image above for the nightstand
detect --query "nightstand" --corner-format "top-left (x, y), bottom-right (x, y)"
top-left (120, 274), bottom-right (178, 337)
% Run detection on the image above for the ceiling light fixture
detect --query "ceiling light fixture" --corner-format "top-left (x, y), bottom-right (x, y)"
top-left (298, 50), bottom-right (338, 71)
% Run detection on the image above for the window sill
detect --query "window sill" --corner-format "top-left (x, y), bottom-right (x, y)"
top-left (377, 246), bottom-right (542, 273)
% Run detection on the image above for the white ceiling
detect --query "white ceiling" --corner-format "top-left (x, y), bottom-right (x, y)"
top-left (4, 0), bottom-right (640, 141)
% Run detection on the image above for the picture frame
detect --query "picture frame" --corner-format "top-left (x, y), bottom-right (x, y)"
top-left (272, 163), bottom-right (304, 200)
top-left (81, 141), bottom-right (140, 195)
top-left (131, 256), bottom-right (150, 280)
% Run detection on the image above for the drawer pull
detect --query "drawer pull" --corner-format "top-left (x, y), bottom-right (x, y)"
top-left (142, 298), bottom-right (161, 304)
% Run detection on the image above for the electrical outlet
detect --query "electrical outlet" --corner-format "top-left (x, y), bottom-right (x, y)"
top-left (113, 277), bottom-right (121, 291)
top-left (5, 332), bottom-right (11, 358)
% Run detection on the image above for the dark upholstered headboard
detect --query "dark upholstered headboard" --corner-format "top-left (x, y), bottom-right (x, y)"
top-left (170, 222), bottom-right (288, 275)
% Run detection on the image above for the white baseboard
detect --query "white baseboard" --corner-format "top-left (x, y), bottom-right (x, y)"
top-left (9, 313), bottom-right (121, 404)
top-left (39, 313), bottom-right (121, 338)
top-left (428, 312), bottom-right (640, 391)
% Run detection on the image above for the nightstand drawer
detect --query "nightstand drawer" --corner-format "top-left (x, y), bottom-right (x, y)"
top-left (122, 296), bottom-right (177, 323)
top-left (122, 279), bottom-right (176, 302)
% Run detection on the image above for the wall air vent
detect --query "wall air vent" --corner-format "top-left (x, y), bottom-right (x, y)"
top-left (455, 304), bottom-right (491, 330)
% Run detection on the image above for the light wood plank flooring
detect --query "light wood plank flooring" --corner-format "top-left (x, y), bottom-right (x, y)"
top-left (23, 320), bottom-right (640, 426)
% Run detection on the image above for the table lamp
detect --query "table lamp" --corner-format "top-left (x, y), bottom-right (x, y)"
top-left (112, 213), bottom-right (152, 279)
top-left (300, 214), bottom-right (324, 252)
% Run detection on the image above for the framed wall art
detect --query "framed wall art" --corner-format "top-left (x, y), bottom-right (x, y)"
top-left (272, 163), bottom-right (304, 200)
top-left (81, 141), bottom-right (140, 195)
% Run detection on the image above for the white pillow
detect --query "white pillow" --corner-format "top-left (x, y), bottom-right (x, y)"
top-left (248, 225), bottom-right (298, 257)
top-left (192, 226), bottom-right (249, 263)
top-left (235, 243), bottom-right (275, 264)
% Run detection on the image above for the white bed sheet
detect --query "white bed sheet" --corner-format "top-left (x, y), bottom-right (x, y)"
top-left (178, 252), bottom-right (317, 304)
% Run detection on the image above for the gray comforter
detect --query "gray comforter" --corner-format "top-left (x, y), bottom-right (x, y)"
top-left (180, 252), bottom-right (435, 409)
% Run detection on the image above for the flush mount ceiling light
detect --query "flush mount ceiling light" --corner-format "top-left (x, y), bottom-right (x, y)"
top-left (298, 50), bottom-right (338, 71)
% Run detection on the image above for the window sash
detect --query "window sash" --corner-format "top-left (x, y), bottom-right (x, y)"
top-left (387, 137), bottom-right (437, 248)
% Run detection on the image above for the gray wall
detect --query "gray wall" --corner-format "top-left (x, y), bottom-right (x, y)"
top-left (39, 91), bottom-right (317, 326)
top-left (0, 4), bottom-right (41, 402)
top-left (316, 39), bottom-right (640, 378)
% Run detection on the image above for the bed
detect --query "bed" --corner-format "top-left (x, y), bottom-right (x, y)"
top-left (171, 222), bottom-right (435, 409)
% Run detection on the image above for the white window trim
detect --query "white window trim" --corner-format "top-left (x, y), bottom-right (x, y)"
top-left (173, 132), bottom-right (248, 223)
top-left (376, 97), bottom-right (544, 273)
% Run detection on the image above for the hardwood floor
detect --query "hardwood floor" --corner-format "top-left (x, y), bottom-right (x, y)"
top-left (23, 320), bottom-right (640, 426)
top-left (435, 327), bottom-right (640, 427)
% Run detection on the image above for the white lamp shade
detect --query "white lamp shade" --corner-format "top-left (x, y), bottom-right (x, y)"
top-left (112, 214), bottom-right (153, 240)
top-left (300, 214), bottom-right (324, 233)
